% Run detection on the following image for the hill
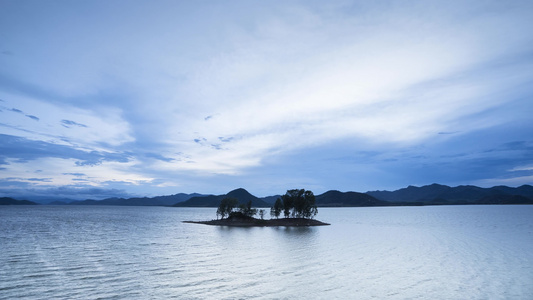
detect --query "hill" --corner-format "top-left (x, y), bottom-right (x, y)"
top-left (0, 197), bottom-right (38, 205)
top-left (173, 188), bottom-right (271, 207)
top-left (4, 184), bottom-right (531, 208)
top-left (315, 190), bottom-right (390, 207)
top-left (69, 193), bottom-right (204, 206)
top-left (261, 195), bottom-right (281, 205)
top-left (367, 184), bottom-right (533, 205)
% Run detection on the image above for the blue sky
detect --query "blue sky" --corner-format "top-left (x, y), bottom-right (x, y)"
top-left (1, 0), bottom-right (532, 200)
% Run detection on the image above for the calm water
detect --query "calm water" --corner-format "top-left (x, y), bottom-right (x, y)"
top-left (1, 205), bottom-right (532, 299)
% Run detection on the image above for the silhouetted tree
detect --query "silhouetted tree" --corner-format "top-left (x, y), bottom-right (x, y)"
top-left (281, 193), bottom-right (294, 218)
top-left (259, 209), bottom-right (265, 220)
top-left (216, 197), bottom-right (239, 219)
top-left (270, 198), bottom-right (283, 219)
top-left (239, 200), bottom-right (257, 218)
top-left (291, 189), bottom-right (306, 217)
top-left (301, 190), bottom-right (318, 219)
top-left (280, 189), bottom-right (318, 219)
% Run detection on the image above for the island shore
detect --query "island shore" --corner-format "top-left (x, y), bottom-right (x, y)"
top-left (183, 217), bottom-right (330, 227)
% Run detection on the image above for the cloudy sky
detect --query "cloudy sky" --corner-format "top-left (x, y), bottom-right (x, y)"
top-left (1, 0), bottom-right (532, 200)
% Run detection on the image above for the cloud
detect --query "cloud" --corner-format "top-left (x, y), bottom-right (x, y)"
top-left (62, 172), bottom-right (86, 176)
top-left (0, 93), bottom-right (133, 148)
top-left (0, 184), bottom-right (137, 201)
top-left (0, 1), bottom-right (531, 196)
top-left (61, 119), bottom-right (88, 128)
top-left (509, 165), bottom-right (533, 172)
top-left (144, 153), bottom-right (174, 162)
top-left (219, 137), bottom-right (234, 143)
top-left (0, 134), bottom-right (132, 166)
top-left (26, 178), bottom-right (53, 182)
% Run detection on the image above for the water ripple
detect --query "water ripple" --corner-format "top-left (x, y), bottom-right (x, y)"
top-left (1, 206), bottom-right (532, 299)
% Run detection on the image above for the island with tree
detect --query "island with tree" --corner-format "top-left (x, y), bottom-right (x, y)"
top-left (183, 189), bottom-right (330, 227)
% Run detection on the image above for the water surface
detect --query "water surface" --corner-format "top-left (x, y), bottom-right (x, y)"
top-left (1, 205), bottom-right (532, 299)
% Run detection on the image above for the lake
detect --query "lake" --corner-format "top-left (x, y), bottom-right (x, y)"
top-left (1, 205), bottom-right (532, 299)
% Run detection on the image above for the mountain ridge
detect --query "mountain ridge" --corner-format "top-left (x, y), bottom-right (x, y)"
top-left (173, 188), bottom-right (271, 207)
top-left (366, 184), bottom-right (533, 204)
top-left (3, 184), bottom-right (532, 207)
top-left (70, 193), bottom-right (204, 206)
top-left (0, 197), bottom-right (38, 205)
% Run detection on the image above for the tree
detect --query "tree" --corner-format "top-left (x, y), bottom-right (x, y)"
top-left (258, 209), bottom-right (265, 220)
top-left (280, 189), bottom-right (318, 219)
top-left (270, 198), bottom-right (283, 219)
top-left (281, 193), bottom-right (294, 218)
top-left (291, 189), bottom-right (306, 217)
top-left (301, 190), bottom-right (318, 219)
top-left (216, 197), bottom-right (239, 219)
top-left (239, 200), bottom-right (257, 218)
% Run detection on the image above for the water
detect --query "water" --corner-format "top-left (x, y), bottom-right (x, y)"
top-left (1, 205), bottom-right (532, 299)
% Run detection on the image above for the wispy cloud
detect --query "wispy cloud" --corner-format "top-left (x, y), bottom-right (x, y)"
top-left (0, 184), bottom-right (137, 201)
top-left (0, 0), bottom-right (532, 197)
top-left (144, 153), bottom-right (174, 163)
top-left (61, 119), bottom-right (87, 128)
top-left (62, 172), bottom-right (86, 176)
top-left (0, 134), bottom-right (131, 166)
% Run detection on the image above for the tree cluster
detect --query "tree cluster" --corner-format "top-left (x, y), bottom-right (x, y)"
top-left (271, 189), bottom-right (318, 219)
top-left (216, 198), bottom-right (258, 219)
top-left (216, 189), bottom-right (318, 220)
top-left (238, 200), bottom-right (257, 218)
top-left (216, 197), bottom-right (239, 219)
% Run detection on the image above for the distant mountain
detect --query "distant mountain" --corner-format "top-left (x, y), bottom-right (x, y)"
top-left (5, 184), bottom-right (531, 208)
top-left (173, 188), bottom-right (271, 207)
top-left (5, 196), bottom-right (79, 204)
top-left (367, 184), bottom-right (533, 205)
top-left (476, 194), bottom-right (533, 205)
top-left (315, 190), bottom-right (390, 207)
top-left (175, 189), bottom-right (410, 208)
top-left (261, 195), bottom-right (281, 205)
top-left (0, 197), bottom-right (38, 205)
top-left (70, 193), bottom-right (204, 206)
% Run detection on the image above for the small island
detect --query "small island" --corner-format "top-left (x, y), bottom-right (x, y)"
top-left (184, 189), bottom-right (330, 227)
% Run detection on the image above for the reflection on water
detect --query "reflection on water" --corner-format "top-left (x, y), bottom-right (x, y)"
top-left (275, 225), bottom-right (316, 235)
top-left (1, 205), bottom-right (532, 299)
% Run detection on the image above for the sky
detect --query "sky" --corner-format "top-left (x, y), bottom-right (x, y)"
top-left (1, 0), bottom-right (532, 200)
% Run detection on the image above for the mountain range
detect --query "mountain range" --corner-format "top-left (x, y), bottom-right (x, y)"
top-left (1, 184), bottom-right (532, 207)
top-left (66, 193), bottom-right (204, 206)
top-left (367, 184), bottom-right (533, 205)
top-left (0, 197), bottom-right (38, 205)
top-left (172, 188), bottom-right (272, 207)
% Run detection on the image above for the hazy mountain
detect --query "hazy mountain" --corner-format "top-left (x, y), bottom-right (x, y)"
top-left (70, 193), bottom-right (204, 206)
top-left (5, 184), bottom-right (532, 207)
top-left (173, 188), bottom-right (271, 207)
top-left (367, 184), bottom-right (533, 204)
top-left (8, 196), bottom-right (79, 204)
top-left (476, 194), bottom-right (533, 204)
top-left (0, 197), bottom-right (38, 205)
top-left (261, 195), bottom-right (281, 205)
top-left (315, 190), bottom-right (391, 207)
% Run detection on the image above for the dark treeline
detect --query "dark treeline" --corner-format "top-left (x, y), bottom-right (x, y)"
top-left (216, 189), bottom-right (318, 220)
top-left (271, 189), bottom-right (318, 219)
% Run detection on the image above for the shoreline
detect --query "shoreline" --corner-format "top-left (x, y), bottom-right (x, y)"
top-left (183, 217), bottom-right (330, 227)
